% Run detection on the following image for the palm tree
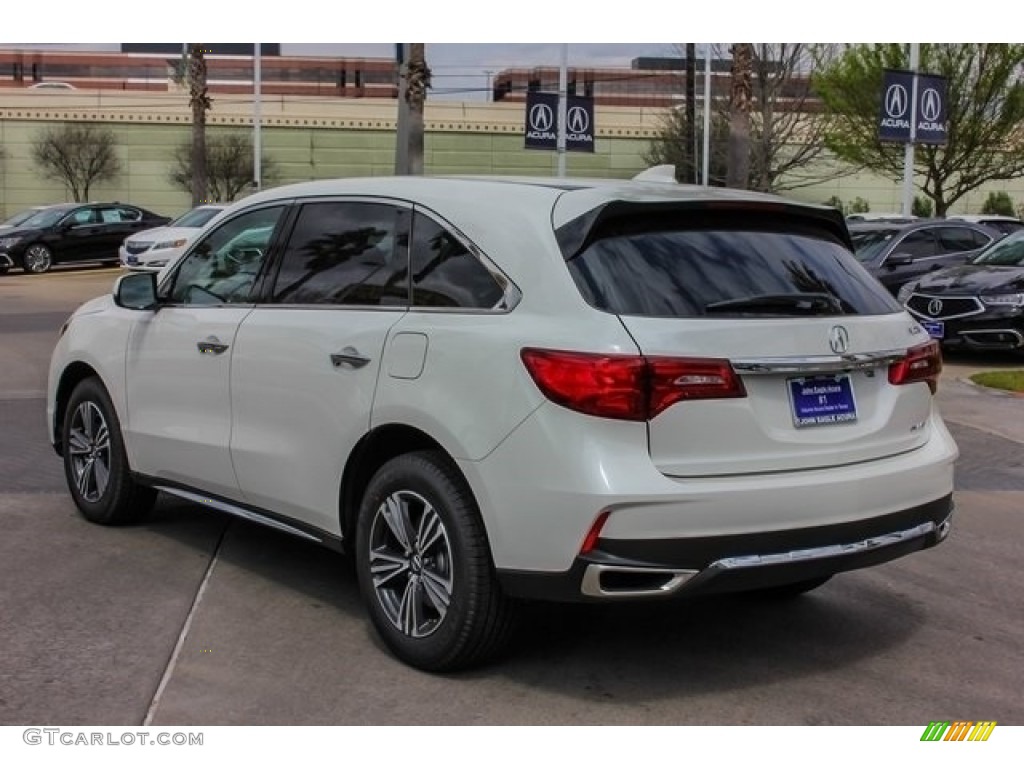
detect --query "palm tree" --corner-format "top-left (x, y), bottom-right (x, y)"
top-left (727, 43), bottom-right (754, 189)
top-left (188, 44), bottom-right (211, 206)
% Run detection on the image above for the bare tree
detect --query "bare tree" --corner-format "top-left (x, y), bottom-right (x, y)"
top-left (746, 44), bottom-right (847, 193)
top-left (31, 123), bottom-right (121, 202)
top-left (727, 43), bottom-right (754, 188)
top-left (169, 134), bottom-right (277, 203)
top-left (188, 44), bottom-right (211, 206)
top-left (646, 44), bottom-right (847, 192)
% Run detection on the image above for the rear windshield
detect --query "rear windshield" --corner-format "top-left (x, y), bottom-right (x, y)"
top-left (566, 214), bottom-right (901, 318)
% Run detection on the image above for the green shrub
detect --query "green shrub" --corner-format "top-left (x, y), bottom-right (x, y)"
top-left (912, 195), bottom-right (933, 218)
top-left (981, 191), bottom-right (1015, 216)
top-left (823, 195), bottom-right (844, 211)
top-left (848, 196), bottom-right (870, 214)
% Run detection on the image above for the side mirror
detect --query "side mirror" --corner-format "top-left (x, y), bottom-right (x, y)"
top-left (114, 271), bottom-right (158, 310)
top-left (886, 253), bottom-right (914, 268)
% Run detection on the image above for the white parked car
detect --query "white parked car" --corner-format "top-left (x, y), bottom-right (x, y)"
top-left (119, 204), bottom-right (228, 270)
top-left (47, 176), bottom-right (958, 671)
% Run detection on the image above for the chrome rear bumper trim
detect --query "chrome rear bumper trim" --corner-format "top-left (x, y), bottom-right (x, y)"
top-left (580, 512), bottom-right (953, 599)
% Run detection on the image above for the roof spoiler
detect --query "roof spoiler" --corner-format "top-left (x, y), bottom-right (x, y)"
top-left (632, 165), bottom-right (678, 184)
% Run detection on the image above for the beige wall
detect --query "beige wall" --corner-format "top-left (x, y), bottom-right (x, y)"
top-left (2, 88), bottom-right (1023, 219)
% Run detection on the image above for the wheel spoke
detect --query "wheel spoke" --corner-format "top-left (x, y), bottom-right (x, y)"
top-left (416, 505), bottom-right (446, 554)
top-left (75, 458), bottom-right (94, 497)
top-left (420, 567), bottom-right (452, 617)
top-left (381, 495), bottom-right (414, 552)
top-left (398, 578), bottom-right (423, 636)
top-left (67, 428), bottom-right (91, 455)
top-left (369, 548), bottom-right (410, 589)
top-left (93, 423), bottom-right (110, 454)
top-left (92, 455), bottom-right (110, 497)
top-left (76, 403), bottom-right (94, 441)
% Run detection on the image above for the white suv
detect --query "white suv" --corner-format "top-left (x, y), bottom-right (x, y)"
top-left (47, 176), bottom-right (958, 671)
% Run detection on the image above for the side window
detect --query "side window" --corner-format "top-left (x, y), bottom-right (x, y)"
top-left (410, 211), bottom-right (505, 309)
top-left (99, 208), bottom-right (122, 224)
top-left (115, 206), bottom-right (142, 222)
top-left (936, 226), bottom-right (983, 253)
top-left (168, 206), bottom-right (284, 306)
top-left (970, 229), bottom-right (994, 248)
top-left (66, 208), bottom-right (96, 226)
top-left (893, 230), bottom-right (937, 259)
top-left (271, 201), bottom-right (407, 306)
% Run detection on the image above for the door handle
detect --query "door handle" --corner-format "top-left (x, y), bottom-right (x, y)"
top-left (330, 346), bottom-right (371, 369)
top-left (197, 336), bottom-right (230, 355)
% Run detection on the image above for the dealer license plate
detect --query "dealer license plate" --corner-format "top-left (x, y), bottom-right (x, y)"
top-left (788, 374), bottom-right (858, 428)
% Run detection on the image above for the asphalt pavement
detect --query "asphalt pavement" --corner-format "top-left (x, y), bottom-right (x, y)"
top-left (1, 268), bottom-right (1021, 726)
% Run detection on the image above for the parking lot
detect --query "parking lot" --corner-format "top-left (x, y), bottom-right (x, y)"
top-left (1, 266), bottom-right (1022, 725)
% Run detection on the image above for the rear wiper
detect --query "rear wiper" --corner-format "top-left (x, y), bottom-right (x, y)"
top-left (704, 292), bottom-right (844, 315)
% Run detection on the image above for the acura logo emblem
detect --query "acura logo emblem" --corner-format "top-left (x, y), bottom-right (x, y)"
top-left (529, 103), bottom-right (554, 132)
top-left (885, 84), bottom-right (908, 119)
top-left (920, 88), bottom-right (942, 122)
top-left (567, 105), bottom-right (590, 134)
top-left (927, 299), bottom-right (943, 316)
top-left (829, 325), bottom-right (850, 355)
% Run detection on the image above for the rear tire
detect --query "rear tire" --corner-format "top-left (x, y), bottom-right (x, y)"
top-left (62, 377), bottom-right (157, 525)
top-left (355, 450), bottom-right (516, 672)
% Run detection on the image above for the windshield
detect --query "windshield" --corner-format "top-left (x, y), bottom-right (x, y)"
top-left (170, 207), bottom-right (224, 228)
top-left (849, 229), bottom-right (896, 263)
top-left (972, 231), bottom-right (1024, 266)
top-left (2, 208), bottom-right (42, 227)
top-left (18, 207), bottom-right (69, 229)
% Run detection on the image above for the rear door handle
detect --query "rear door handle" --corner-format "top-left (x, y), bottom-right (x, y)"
top-left (331, 346), bottom-right (371, 369)
top-left (197, 336), bottom-right (230, 355)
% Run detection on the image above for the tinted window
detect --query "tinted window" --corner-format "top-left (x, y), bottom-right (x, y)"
top-left (168, 206), bottom-right (283, 305)
top-left (410, 212), bottom-right (505, 309)
top-left (272, 201), bottom-right (407, 306)
top-left (566, 218), bottom-right (900, 318)
top-left (893, 230), bottom-right (938, 259)
top-left (850, 229), bottom-right (896, 263)
top-left (973, 231), bottom-right (1024, 266)
top-left (936, 226), bottom-right (984, 253)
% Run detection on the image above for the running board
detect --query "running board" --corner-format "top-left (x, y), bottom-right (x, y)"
top-left (154, 485), bottom-right (324, 544)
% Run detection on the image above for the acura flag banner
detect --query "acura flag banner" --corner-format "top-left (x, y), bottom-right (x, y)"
top-left (878, 69), bottom-right (948, 145)
top-left (524, 92), bottom-right (595, 152)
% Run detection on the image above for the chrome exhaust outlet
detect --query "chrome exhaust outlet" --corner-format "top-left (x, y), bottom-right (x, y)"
top-left (581, 564), bottom-right (698, 599)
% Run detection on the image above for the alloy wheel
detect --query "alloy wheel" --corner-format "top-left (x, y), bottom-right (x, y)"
top-left (67, 401), bottom-right (111, 502)
top-left (24, 245), bottom-right (52, 273)
top-left (368, 490), bottom-right (454, 639)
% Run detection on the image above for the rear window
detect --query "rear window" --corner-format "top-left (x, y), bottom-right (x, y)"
top-left (565, 213), bottom-right (900, 318)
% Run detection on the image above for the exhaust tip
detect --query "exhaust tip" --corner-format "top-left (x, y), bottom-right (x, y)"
top-left (581, 564), bottom-right (697, 599)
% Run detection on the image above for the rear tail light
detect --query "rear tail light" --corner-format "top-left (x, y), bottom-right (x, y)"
top-left (888, 340), bottom-right (942, 394)
top-left (520, 348), bottom-right (746, 421)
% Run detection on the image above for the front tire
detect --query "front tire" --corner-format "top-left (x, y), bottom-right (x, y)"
top-left (355, 451), bottom-right (515, 672)
top-left (22, 244), bottom-right (54, 274)
top-left (62, 377), bottom-right (156, 525)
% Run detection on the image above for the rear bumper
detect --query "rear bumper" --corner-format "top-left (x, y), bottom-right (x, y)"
top-left (498, 494), bottom-right (953, 602)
